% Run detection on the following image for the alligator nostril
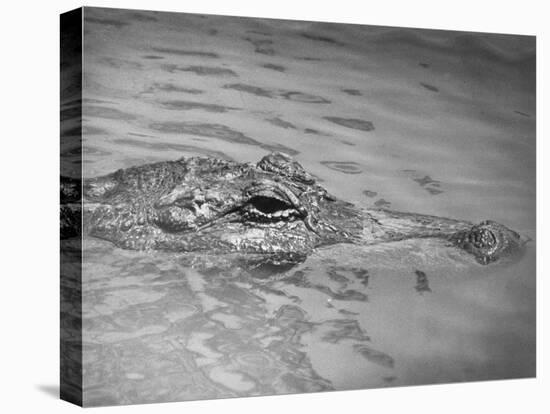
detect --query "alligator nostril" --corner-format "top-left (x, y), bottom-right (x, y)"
top-left (470, 228), bottom-right (497, 249)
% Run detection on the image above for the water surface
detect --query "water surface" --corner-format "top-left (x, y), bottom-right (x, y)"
top-left (68, 7), bottom-right (536, 406)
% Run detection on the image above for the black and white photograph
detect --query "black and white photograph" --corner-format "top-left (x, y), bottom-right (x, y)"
top-left (2, 1), bottom-right (547, 413)
top-left (59, 5), bottom-right (537, 407)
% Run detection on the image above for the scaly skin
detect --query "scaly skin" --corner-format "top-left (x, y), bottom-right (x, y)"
top-left (60, 152), bottom-right (523, 265)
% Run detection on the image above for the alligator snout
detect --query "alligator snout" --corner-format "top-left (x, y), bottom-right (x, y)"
top-left (450, 220), bottom-right (523, 265)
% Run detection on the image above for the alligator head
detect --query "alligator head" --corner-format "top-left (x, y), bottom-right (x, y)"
top-left (78, 153), bottom-right (362, 261)
top-left (61, 152), bottom-right (525, 266)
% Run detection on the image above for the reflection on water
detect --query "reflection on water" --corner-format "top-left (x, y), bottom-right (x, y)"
top-left (80, 238), bottom-right (535, 405)
top-left (68, 7), bottom-right (536, 406)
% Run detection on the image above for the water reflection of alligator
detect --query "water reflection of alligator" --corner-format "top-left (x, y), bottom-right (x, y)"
top-left (61, 152), bottom-right (523, 265)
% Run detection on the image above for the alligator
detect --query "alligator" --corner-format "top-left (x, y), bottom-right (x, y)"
top-left (60, 152), bottom-right (523, 266)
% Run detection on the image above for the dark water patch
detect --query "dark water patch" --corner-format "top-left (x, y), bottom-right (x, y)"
top-left (127, 132), bottom-right (154, 138)
top-left (285, 268), bottom-right (366, 302)
top-left (425, 187), bottom-right (444, 195)
top-left (151, 47), bottom-right (219, 58)
top-left (278, 372), bottom-right (332, 393)
top-left (311, 284), bottom-right (367, 301)
top-left (244, 37), bottom-right (275, 55)
top-left (296, 56), bottom-right (323, 61)
top-left (149, 122), bottom-right (255, 144)
top-left (323, 117), bottom-right (375, 132)
top-left (327, 267), bottom-right (349, 287)
top-left (353, 268), bottom-right (369, 287)
top-left (363, 190), bottom-right (378, 198)
top-left (304, 128), bottom-right (330, 136)
top-left (353, 344), bottom-right (394, 368)
top-left (419, 62), bottom-right (430, 68)
top-left (281, 91), bottom-right (330, 104)
top-left (413, 175), bottom-right (440, 187)
top-left (85, 106), bottom-right (136, 121)
top-left (262, 63), bottom-right (286, 72)
top-left (420, 82), bottom-right (439, 92)
top-left (329, 266), bottom-right (369, 288)
top-left (286, 269), bottom-right (308, 285)
top-left (322, 319), bottom-right (370, 344)
top-left (113, 138), bottom-right (234, 160)
top-left (141, 55), bottom-right (164, 60)
top-left (412, 175), bottom-right (443, 195)
top-left (342, 88), bottom-right (362, 96)
top-left (159, 100), bottom-right (239, 113)
top-left (374, 199), bottom-right (391, 208)
top-left (301, 33), bottom-right (341, 45)
top-left (207, 29), bottom-right (218, 36)
top-left (224, 83), bottom-right (329, 103)
top-left (84, 17), bottom-right (129, 29)
top-left (98, 57), bottom-right (142, 70)
top-left (164, 65), bottom-right (237, 77)
top-left (514, 110), bottom-right (531, 117)
top-left (321, 161), bottom-right (363, 175)
top-left (152, 83), bottom-right (204, 94)
top-left (338, 309), bottom-right (359, 316)
top-left (223, 83), bottom-right (274, 98)
top-left (148, 121), bottom-right (299, 155)
top-left (223, 83), bottom-right (330, 104)
top-left (326, 267), bottom-right (350, 284)
top-left (266, 117), bottom-right (297, 129)
top-left (414, 270), bottom-right (432, 294)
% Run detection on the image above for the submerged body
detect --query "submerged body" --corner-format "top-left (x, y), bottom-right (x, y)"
top-left (61, 152), bottom-right (522, 265)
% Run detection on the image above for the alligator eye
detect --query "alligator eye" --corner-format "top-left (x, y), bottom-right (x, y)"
top-left (249, 196), bottom-right (292, 213)
top-left (243, 180), bottom-right (306, 221)
top-left (245, 195), bottom-right (298, 220)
